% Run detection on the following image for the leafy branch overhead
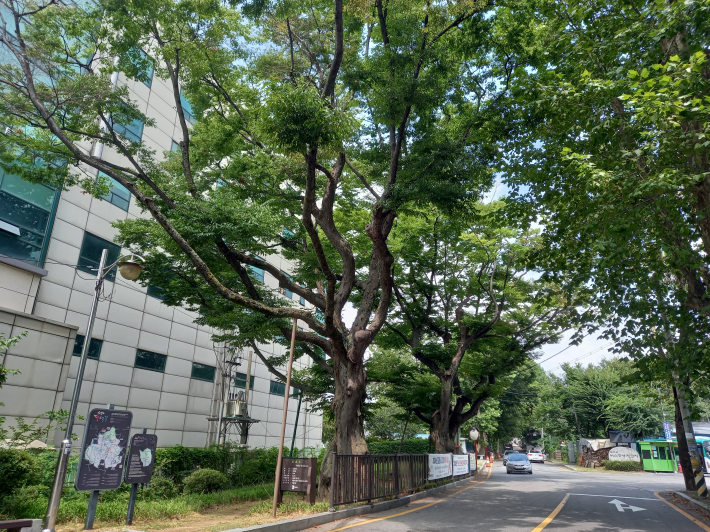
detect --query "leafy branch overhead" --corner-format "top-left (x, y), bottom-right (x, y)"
top-left (0, 0), bottom-right (529, 490)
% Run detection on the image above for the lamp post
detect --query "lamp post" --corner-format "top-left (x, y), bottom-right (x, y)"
top-left (43, 250), bottom-right (145, 532)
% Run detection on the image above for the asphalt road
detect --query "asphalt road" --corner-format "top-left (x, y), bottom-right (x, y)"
top-left (308, 461), bottom-right (710, 532)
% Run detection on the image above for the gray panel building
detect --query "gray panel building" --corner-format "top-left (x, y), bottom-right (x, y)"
top-left (0, 62), bottom-right (322, 450)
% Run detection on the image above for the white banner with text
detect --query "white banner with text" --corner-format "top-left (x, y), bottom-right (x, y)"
top-left (452, 454), bottom-right (469, 475)
top-left (428, 454), bottom-right (453, 480)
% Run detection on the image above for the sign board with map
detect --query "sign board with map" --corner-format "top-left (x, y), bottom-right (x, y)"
top-left (125, 434), bottom-right (158, 484)
top-left (76, 408), bottom-right (133, 491)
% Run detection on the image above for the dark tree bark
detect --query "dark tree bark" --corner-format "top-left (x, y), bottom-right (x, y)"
top-left (674, 385), bottom-right (696, 490)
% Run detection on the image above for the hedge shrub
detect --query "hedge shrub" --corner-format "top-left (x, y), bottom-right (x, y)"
top-left (227, 447), bottom-right (279, 488)
top-left (155, 445), bottom-right (226, 483)
top-left (183, 468), bottom-right (229, 494)
top-left (366, 439), bottom-right (429, 454)
top-left (0, 449), bottom-right (41, 499)
top-left (602, 460), bottom-right (643, 471)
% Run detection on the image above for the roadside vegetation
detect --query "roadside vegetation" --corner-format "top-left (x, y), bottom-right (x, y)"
top-left (0, 445), bottom-right (325, 524)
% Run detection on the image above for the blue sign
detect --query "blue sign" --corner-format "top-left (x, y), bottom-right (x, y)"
top-left (663, 421), bottom-right (672, 441)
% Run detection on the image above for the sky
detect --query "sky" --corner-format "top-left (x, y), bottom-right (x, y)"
top-left (536, 330), bottom-right (617, 375)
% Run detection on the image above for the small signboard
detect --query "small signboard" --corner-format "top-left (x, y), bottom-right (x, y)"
top-left (279, 457), bottom-right (317, 504)
top-left (427, 454), bottom-right (453, 480)
top-left (124, 434), bottom-right (158, 484)
top-left (452, 454), bottom-right (469, 476)
top-left (663, 421), bottom-right (672, 442)
top-left (76, 408), bottom-right (133, 491)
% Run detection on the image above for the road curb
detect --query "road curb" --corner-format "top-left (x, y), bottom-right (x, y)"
top-left (674, 491), bottom-right (710, 517)
top-left (221, 473), bottom-right (483, 532)
top-left (562, 465), bottom-right (577, 471)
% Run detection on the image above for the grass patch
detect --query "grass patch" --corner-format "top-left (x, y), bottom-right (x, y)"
top-left (248, 499), bottom-right (330, 516)
top-left (3, 484), bottom-right (274, 525)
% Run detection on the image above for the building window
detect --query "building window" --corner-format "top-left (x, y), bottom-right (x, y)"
top-left (191, 362), bottom-right (216, 382)
top-left (269, 380), bottom-right (286, 396)
top-left (180, 91), bottom-right (196, 125)
top-left (234, 372), bottom-right (255, 389)
top-left (134, 349), bottom-right (167, 372)
top-left (279, 271), bottom-right (292, 299)
top-left (299, 283), bottom-right (306, 306)
top-left (171, 140), bottom-right (180, 152)
top-left (250, 255), bottom-right (265, 283)
top-left (97, 171), bottom-right (130, 211)
top-left (134, 48), bottom-right (154, 87)
top-left (111, 106), bottom-right (144, 143)
top-left (0, 168), bottom-right (59, 267)
top-left (72, 334), bottom-right (103, 360)
top-left (147, 283), bottom-right (166, 300)
top-left (77, 232), bottom-right (121, 281)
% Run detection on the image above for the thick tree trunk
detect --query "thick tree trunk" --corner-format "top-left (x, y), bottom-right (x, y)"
top-left (429, 376), bottom-right (457, 453)
top-left (674, 385), bottom-right (696, 490)
top-left (318, 356), bottom-right (367, 498)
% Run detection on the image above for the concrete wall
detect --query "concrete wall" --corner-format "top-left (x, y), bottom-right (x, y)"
top-left (0, 306), bottom-right (77, 433)
top-left (0, 260), bottom-right (43, 314)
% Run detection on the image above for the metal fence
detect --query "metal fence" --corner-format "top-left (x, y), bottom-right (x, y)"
top-left (330, 453), bottom-right (433, 506)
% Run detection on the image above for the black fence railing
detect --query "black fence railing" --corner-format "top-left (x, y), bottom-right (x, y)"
top-left (330, 453), bottom-right (427, 506)
top-left (330, 453), bottom-right (473, 507)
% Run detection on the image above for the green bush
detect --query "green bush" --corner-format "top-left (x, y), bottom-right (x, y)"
top-left (32, 450), bottom-right (79, 486)
top-left (602, 460), bottom-right (643, 471)
top-left (155, 445), bottom-right (226, 483)
top-left (183, 468), bottom-right (228, 494)
top-left (0, 449), bottom-right (41, 499)
top-left (367, 439), bottom-right (430, 454)
top-left (227, 447), bottom-right (278, 488)
top-left (140, 475), bottom-right (180, 500)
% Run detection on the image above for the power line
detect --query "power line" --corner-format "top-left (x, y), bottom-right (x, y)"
top-left (555, 342), bottom-right (615, 368)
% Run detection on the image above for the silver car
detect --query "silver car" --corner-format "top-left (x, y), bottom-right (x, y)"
top-left (502, 449), bottom-right (519, 465)
top-left (506, 453), bottom-right (532, 474)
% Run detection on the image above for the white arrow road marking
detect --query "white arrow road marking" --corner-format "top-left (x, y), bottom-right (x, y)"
top-left (609, 499), bottom-right (646, 513)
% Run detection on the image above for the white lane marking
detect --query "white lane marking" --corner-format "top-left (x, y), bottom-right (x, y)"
top-left (568, 493), bottom-right (661, 501)
top-left (609, 499), bottom-right (646, 513)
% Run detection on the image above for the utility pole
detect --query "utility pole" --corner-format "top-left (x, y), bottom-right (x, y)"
top-left (240, 350), bottom-right (253, 445)
top-left (272, 319), bottom-right (298, 517)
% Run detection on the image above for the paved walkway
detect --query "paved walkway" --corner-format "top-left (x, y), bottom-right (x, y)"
top-left (306, 461), bottom-right (710, 532)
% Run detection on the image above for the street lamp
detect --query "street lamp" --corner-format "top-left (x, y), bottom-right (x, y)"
top-left (43, 249), bottom-right (145, 532)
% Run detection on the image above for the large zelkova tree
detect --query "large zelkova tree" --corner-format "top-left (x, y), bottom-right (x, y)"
top-left (504, 0), bottom-right (710, 487)
top-left (369, 203), bottom-right (576, 452)
top-left (0, 0), bottom-right (529, 489)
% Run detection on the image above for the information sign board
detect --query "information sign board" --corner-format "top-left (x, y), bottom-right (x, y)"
top-left (124, 433), bottom-right (158, 484)
top-left (427, 454), bottom-right (452, 480)
top-left (279, 457), bottom-right (317, 504)
top-left (452, 454), bottom-right (469, 476)
top-left (76, 408), bottom-right (132, 491)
